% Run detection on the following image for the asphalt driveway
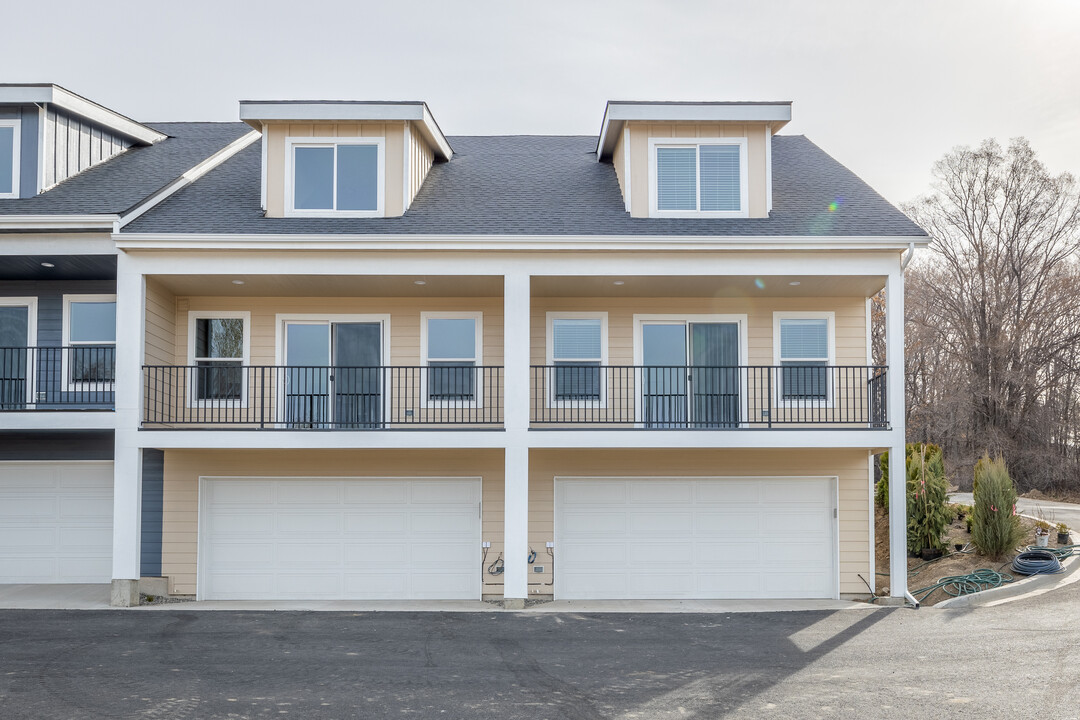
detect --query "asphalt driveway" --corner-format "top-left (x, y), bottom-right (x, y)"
top-left (2, 583), bottom-right (1080, 719)
top-left (951, 493), bottom-right (1080, 531)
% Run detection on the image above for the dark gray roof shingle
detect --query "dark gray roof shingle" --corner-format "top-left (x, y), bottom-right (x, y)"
top-left (124, 134), bottom-right (926, 237)
top-left (0, 122), bottom-right (251, 216)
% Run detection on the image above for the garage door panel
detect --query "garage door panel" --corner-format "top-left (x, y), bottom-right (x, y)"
top-left (344, 543), bottom-right (408, 564)
top-left (0, 463), bottom-right (113, 585)
top-left (276, 482), bottom-right (341, 505)
top-left (211, 480), bottom-right (273, 505)
top-left (277, 512), bottom-right (342, 534)
top-left (344, 482), bottom-right (407, 505)
top-left (561, 572), bottom-right (627, 597)
top-left (410, 480), bottom-right (480, 505)
top-left (206, 541), bottom-right (275, 565)
top-left (629, 542), bottom-right (693, 565)
top-left (560, 542), bottom-right (627, 565)
top-left (209, 511), bottom-right (274, 535)
top-left (561, 481), bottom-right (627, 506)
top-left (561, 511), bottom-right (625, 535)
top-left (1, 497), bottom-right (57, 519)
top-left (276, 542), bottom-right (341, 565)
top-left (695, 481), bottom-right (760, 504)
top-left (629, 511), bottom-right (693, 536)
top-left (629, 481), bottom-right (692, 504)
top-left (200, 478), bottom-right (480, 600)
top-left (693, 511), bottom-right (760, 536)
top-left (58, 526), bottom-right (111, 549)
top-left (557, 477), bottom-right (836, 600)
top-left (60, 496), bottom-right (112, 519)
top-left (344, 511), bottom-right (408, 534)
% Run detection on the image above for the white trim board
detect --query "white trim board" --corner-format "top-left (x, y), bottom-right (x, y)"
top-left (0, 117), bottom-right (21, 199)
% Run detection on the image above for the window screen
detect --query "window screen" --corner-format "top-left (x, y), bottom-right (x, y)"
top-left (426, 318), bottom-right (477, 401)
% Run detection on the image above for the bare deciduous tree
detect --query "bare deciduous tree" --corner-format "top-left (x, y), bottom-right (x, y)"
top-left (901, 138), bottom-right (1080, 491)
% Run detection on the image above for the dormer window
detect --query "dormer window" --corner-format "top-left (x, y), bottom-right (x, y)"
top-left (0, 119), bottom-right (19, 199)
top-left (649, 138), bottom-right (748, 218)
top-left (286, 138), bottom-right (384, 217)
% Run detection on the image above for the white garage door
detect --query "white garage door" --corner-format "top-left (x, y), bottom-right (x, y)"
top-left (0, 462), bottom-right (113, 584)
top-left (199, 477), bottom-right (481, 601)
top-left (556, 477), bottom-right (836, 600)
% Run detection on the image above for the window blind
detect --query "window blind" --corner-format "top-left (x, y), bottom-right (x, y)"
top-left (656, 147), bottom-right (696, 211)
top-left (699, 145), bottom-right (740, 211)
top-left (780, 319), bottom-right (828, 359)
top-left (552, 318), bottom-right (601, 360)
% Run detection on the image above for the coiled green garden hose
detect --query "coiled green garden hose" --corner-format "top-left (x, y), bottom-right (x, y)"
top-left (911, 568), bottom-right (1014, 603)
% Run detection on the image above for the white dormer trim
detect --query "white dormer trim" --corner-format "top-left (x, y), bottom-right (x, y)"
top-left (597, 101), bottom-right (792, 160)
top-left (239, 101), bottom-right (452, 161)
top-left (766, 123), bottom-right (773, 213)
top-left (0, 85), bottom-right (165, 145)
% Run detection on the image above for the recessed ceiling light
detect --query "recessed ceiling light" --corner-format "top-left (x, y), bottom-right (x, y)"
top-left (414, 280), bottom-right (427, 286)
top-left (40, 262), bottom-right (55, 268)
top-left (231, 279), bottom-right (245, 285)
top-left (612, 280), bottom-right (625, 286)
top-left (789, 281), bottom-right (801, 286)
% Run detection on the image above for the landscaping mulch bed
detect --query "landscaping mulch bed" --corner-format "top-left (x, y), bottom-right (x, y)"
top-left (874, 506), bottom-right (1058, 606)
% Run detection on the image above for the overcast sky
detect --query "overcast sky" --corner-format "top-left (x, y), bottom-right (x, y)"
top-left (4, 0), bottom-right (1078, 205)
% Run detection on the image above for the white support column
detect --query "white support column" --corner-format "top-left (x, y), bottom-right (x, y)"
top-left (111, 254), bottom-right (145, 606)
top-left (502, 272), bottom-right (531, 608)
top-left (885, 267), bottom-right (908, 601)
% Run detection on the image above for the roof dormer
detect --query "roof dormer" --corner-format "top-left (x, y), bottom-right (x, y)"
top-left (240, 101), bottom-right (452, 219)
top-left (597, 101), bottom-right (791, 219)
top-left (0, 84), bottom-right (167, 199)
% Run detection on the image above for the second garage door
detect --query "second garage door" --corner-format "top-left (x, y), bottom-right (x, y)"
top-left (555, 477), bottom-right (837, 600)
top-left (198, 477), bottom-right (481, 601)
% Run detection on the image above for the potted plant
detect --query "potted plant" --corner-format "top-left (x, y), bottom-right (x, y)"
top-left (1057, 523), bottom-right (1071, 545)
top-left (1034, 520), bottom-right (1052, 548)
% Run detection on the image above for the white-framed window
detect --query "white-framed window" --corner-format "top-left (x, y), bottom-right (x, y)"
top-left (773, 312), bottom-right (835, 405)
top-left (420, 312), bottom-right (482, 408)
top-left (0, 118), bottom-right (20, 199)
top-left (285, 137), bottom-right (385, 217)
top-left (648, 137), bottom-right (748, 218)
top-left (546, 312), bottom-right (607, 407)
top-left (62, 295), bottom-right (116, 390)
top-left (187, 311), bottom-right (251, 406)
top-left (0, 297), bottom-right (37, 406)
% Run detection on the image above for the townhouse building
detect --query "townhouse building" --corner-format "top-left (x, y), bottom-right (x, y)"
top-left (0, 86), bottom-right (926, 607)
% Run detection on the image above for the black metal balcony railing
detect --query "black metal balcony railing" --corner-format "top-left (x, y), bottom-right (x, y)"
top-left (0, 346), bottom-right (116, 410)
top-left (142, 365), bottom-right (503, 428)
top-left (530, 365), bottom-right (889, 428)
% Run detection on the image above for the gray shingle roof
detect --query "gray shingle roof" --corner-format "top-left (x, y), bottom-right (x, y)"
top-left (0, 122), bottom-right (251, 216)
top-left (124, 134), bottom-right (926, 237)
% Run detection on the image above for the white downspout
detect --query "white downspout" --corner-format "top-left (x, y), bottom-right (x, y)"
top-left (901, 242), bottom-right (916, 270)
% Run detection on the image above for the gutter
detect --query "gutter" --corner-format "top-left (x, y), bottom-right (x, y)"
top-left (118, 130), bottom-right (262, 229)
top-left (0, 214), bottom-right (120, 231)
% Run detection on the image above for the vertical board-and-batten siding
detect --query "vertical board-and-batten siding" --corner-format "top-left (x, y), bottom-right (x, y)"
top-left (0, 279), bottom-right (117, 346)
top-left (407, 121), bottom-right (434, 206)
top-left (141, 449), bottom-right (165, 577)
top-left (42, 107), bottom-right (131, 190)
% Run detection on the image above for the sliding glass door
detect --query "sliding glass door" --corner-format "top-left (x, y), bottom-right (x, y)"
top-left (640, 320), bottom-right (740, 428)
top-left (283, 321), bottom-right (382, 428)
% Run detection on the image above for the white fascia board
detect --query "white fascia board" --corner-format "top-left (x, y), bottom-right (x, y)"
top-left (0, 85), bottom-right (166, 146)
top-left (597, 101), bottom-right (793, 159)
top-left (135, 430), bottom-right (509, 450)
top-left (0, 214), bottom-right (120, 231)
top-left (0, 411), bottom-right (117, 431)
top-left (118, 130), bottom-right (262, 229)
top-left (113, 233), bottom-right (931, 253)
top-left (526, 429), bottom-right (901, 450)
top-left (239, 101), bottom-right (452, 160)
top-left (0, 233), bottom-right (116, 255)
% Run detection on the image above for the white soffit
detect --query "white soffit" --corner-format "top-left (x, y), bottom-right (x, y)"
top-left (596, 101), bottom-right (793, 159)
top-left (238, 100), bottom-right (453, 161)
top-left (0, 84), bottom-right (166, 146)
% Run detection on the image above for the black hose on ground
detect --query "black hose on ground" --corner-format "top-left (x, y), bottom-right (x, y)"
top-left (1011, 549), bottom-right (1063, 576)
